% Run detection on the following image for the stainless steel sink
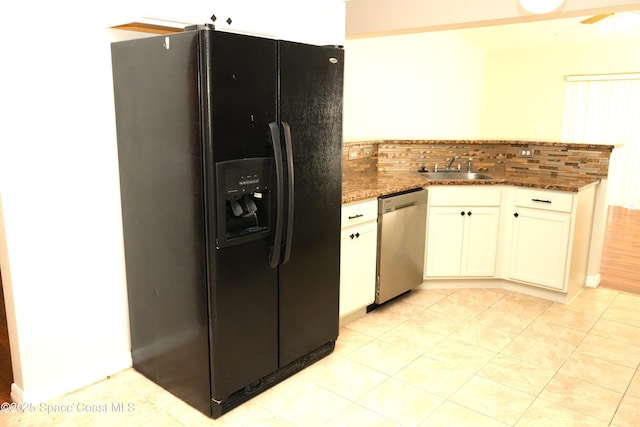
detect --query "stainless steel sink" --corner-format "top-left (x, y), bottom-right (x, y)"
top-left (420, 171), bottom-right (494, 180)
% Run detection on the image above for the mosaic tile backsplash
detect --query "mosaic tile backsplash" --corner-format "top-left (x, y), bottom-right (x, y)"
top-left (343, 140), bottom-right (613, 180)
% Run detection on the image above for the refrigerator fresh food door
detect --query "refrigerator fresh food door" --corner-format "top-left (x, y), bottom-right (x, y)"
top-left (277, 41), bottom-right (344, 366)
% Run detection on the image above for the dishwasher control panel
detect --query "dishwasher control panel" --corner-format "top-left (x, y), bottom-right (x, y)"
top-left (379, 188), bottom-right (428, 214)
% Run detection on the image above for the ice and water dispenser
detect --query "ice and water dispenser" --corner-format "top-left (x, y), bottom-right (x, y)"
top-left (215, 157), bottom-right (273, 248)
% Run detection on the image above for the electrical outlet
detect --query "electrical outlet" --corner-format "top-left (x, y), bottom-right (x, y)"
top-left (518, 148), bottom-right (533, 158)
top-left (349, 150), bottom-right (358, 159)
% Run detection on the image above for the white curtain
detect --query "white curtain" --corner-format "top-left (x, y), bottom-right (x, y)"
top-left (562, 74), bottom-right (640, 208)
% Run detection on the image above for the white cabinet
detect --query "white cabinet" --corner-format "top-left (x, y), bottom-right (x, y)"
top-left (425, 207), bottom-right (465, 277)
top-left (425, 187), bottom-right (501, 278)
top-left (340, 199), bottom-right (377, 318)
top-left (421, 184), bottom-right (597, 302)
top-left (506, 186), bottom-right (596, 295)
top-left (139, 0), bottom-right (345, 45)
top-left (509, 207), bottom-right (571, 289)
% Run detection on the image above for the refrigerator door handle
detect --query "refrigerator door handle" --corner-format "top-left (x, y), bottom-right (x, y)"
top-left (281, 121), bottom-right (295, 264)
top-left (268, 122), bottom-right (284, 267)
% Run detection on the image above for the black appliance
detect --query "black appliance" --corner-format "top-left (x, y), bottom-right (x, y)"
top-left (110, 25), bottom-right (343, 418)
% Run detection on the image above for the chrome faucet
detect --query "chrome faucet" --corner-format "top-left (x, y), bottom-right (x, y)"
top-left (445, 156), bottom-right (458, 170)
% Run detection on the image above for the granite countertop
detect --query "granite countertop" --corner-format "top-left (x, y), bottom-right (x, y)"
top-left (342, 171), bottom-right (600, 204)
top-left (343, 139), bottom-right (616, 151)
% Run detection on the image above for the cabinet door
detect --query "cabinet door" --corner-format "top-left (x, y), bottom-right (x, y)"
top-left (461, 207), bottom-right (499, 277)
top-left (425, 207), bottom-right (465, 277)
top-left (340, 221), bottom-right (377, 317)
top-left (509, 208), bottom-right (571, 290)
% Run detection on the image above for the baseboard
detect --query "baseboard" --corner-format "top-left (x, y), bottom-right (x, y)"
top-left (585, 274), bottom-right (601, 288)
top-left (339, 307), bottom-right (367, 327)
top-left (10, 382), bottom-right (25, 404)
top-left (11, 352), bottom-right (132, 404)
top-left (419, 278), bottom-right (579, 304)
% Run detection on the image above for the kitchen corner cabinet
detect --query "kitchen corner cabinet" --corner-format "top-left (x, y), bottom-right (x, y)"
top-left (425, 187), bottom-right (501, 278)
top-left (340, 199), bottom-right (378, 318)
top-left (506, 186), bottom-right (596, 293)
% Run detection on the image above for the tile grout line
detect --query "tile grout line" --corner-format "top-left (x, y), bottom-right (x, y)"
top-left (525, 288), bottom-right (626, 425)
top-left (483, 290), bottom-right (552, 427)
top-left (420, 290), bottom-right (522, 426)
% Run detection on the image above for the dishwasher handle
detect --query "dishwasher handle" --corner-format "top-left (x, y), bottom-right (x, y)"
top-left (383, 202), bottom-right (417, 214)
top-left (393, 202), bottom-right (417, 210)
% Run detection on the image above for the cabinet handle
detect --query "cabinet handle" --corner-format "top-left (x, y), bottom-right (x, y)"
top-left (348, 214), bottom-right (364, 220)
top-left (355, 232), bottom-right (360, 238)
top-left (349, 233), bottom-right (355, 239)
top-left (514, 212), bottom-right (519, 218)
top-left (460, 211), bottom-right (465, 216)
top-left (467, 211), bottom-right (472, 216)
top-left (532, 198), bottom-right (552, 204)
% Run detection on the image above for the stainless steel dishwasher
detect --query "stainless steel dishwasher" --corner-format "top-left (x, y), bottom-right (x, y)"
top-left (373, 188), bottom-right (428, 306)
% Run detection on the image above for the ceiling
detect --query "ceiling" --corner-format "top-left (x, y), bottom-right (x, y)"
top-left (457, 11), bottom-right (640, 50)
top-left (345, 0), bottom-right (640, 50)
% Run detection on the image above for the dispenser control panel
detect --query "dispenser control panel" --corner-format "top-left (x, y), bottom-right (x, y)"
top-left (218, 158), bottom-right (272, 197)
top-left (215, 157), bottom-right (274, 248)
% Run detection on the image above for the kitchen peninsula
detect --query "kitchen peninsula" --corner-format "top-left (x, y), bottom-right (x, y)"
top-left (339, 140), bottom-right (614, 319)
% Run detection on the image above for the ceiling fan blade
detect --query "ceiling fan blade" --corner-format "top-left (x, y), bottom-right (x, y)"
top-left (580, 13), bottom-right (614, 24)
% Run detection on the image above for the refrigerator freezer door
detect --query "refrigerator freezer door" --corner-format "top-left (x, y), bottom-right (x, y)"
top-left (209, 32), bottom-right (278, 162)
top-left (206, 31), bottom-right (280, 400)
top-left (277, 41), bottom-right (344, 366)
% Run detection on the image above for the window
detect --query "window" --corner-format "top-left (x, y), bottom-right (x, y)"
top-left (563, 74), bottom-right (640, 208)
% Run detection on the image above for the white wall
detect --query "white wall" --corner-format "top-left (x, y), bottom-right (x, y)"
top-left (0, 1), bottom-right (156, 403)
top-left (343, 25), bottom-right (640, 143)
top-left (479, 40), bottom-right (640, 140)
top-left (343, 31), bottom-right (485, 141)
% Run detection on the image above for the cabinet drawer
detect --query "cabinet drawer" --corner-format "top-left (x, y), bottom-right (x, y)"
top-left (515, 188), bottom-right (574, 213)
top-left (341, 199), bottom-right (378, 227)
top-left (429, 186), bottom-right (502, 207)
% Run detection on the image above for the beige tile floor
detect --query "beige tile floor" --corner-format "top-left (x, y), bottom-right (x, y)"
top-left (4, 287), bottom-right (640, 426)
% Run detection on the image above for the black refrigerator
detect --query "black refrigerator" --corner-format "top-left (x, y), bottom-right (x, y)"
top-left (110, 25), bottom-right (343, 418)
